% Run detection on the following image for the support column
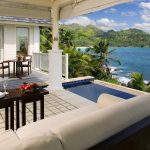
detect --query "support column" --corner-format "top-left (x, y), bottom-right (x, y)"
top-left (33, 26), bottom-right (40, 53)
top-left (48, 5), bottom-right (63, 91)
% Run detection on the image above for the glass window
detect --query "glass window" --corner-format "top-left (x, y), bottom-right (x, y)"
top-left (16, 28), bottom-right (29, 56)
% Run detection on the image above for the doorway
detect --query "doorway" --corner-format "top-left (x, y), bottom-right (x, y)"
top-left (16, 27), bottom-right (29, 56)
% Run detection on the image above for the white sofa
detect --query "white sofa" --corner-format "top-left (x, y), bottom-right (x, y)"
top-left (1, 93), bottom-right (150, 150)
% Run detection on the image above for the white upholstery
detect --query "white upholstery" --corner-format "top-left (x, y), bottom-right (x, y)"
top-left (20, 131), bottom-right (63, 150)
top-left (0, 130), bottom-right (20, 150)
top-left (97, 93), bottom-right (125, 108)
top-left (1, 94), bottom-right (150, 150)
top-left (51, 94), bottom-right (150, 150)
top-left (22, 62), bottom-right (28, 65)
top-left (25, 56), bottom-right (31, 60)
top-left (17, 104), bottom-right (99, 139)
top-left (22, 56), bottom-right (31, 65)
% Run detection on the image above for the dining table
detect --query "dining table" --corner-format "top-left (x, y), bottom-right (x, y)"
top-left (8, 58), bottom-right (31, 79)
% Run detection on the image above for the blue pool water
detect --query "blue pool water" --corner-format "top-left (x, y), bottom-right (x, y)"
top-left (67, 83), bottom-right (135, 102)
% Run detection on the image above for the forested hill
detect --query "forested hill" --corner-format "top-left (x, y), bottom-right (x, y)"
top-left (60, 24), bottom-right (150, 47)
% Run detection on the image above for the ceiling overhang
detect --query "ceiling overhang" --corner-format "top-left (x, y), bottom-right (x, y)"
top-left (60, 0), bottom-right (133, 19)
top-left (0, 1), bottom-right (51, 19)
top-left (0, 0), bottom-right (132, 20)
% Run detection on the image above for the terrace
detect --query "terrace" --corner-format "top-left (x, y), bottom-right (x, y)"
top-left (0, 69), bottom-right (143, 132)
top-left (1, 0), bottom-right (150, 149)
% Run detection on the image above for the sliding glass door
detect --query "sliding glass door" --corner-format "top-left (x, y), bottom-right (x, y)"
top-left (16, 27), bottom-right (29, 56)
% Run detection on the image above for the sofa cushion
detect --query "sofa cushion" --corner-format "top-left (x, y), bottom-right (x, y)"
top-left (0, 130), bottom-right (20, 150)
top-left (97, 93), bottom-right (125, 108)
top-left (20, 131), bottom-right (63, 150)
top-left (16, 104), bottom-right (99, 139)
top-left (51, 94), bottom-right (150, 150)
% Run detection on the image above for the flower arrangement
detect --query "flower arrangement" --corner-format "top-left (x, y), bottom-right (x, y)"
top-left (20, 82), bottom-right (39, 94)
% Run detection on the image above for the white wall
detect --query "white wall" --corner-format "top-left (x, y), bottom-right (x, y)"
top-left (28, 26), bottom-right (40, 54)
top-left (3, 25), bottom-right (40, 60)
top-left (0, 26), bottom-right (4, 60)
top-left (3, 25), bottom-right (16, 60)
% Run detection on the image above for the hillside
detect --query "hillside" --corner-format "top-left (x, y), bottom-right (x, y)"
top-left (60, 24), bottom-right (150, 47)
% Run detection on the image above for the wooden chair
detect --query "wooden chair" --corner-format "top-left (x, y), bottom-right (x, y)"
top-left (0, 61), bottom-right (10, 78)
top-left (20, 55), bottom-right (32, 75)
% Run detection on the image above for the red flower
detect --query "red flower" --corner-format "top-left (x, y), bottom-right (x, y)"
top-left (20, 83), bottom-right (38, 91)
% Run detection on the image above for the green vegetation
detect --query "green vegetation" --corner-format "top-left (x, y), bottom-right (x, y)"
top-left (62, 38), bottom-right (121, 80)
top-left (59, 29), bottom-right (74, 49)
top-left (63, 47), bottom-right (93, 78)
top-left (40, 24), bottom-right (150, 53)
top-left (61, 24), bottom-right (150, 47)
top-left (103, 78), bottom-right (120, 85)
top-left (128, 72), bottom-right (150, 92)
top-left (40, 26), bottom-right (150, 93)
top-left (86, 39), bottom-right (121, 79)
top-left (40, 27), bottom-right (52, 53)
top-left (128, 72), bottom-right (145, 91)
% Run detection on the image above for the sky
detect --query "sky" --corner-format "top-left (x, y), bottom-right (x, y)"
top-left (62, 0), bottom-right (150, 33)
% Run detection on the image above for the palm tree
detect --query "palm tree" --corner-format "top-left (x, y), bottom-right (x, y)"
top-left (40, 27), bottom-right (52, 53)
top-left (128, 72), bottom-right (145, 91)
top-left (59, 29), bottom-right (74, 49)
top-left (63, 47), bottom-right (93, 78)
top-left (87, 38), bottom-right (120, 79)
top-left (92, 39), bottom-right (120, 67)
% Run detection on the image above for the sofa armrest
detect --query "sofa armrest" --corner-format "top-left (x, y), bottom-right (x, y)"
top-left (0, 130), bottom-right (20, 150)
top-left (97, 93), bottom-right (125, 108)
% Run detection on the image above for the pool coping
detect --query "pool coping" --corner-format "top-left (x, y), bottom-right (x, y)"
top-left (94, 80), bottom-right (148, 96)
top-left (62, 76), bottom-right (147, 96)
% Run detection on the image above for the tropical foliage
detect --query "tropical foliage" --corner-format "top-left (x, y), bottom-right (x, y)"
top-left (128, 72), bottom-right (145, 91)
top-left (39, 26), bottom-right (150, 92)
top-left (61, 24), bottom-right (150, 47)
top-left (40, 27), bottom-right (116, 80)
top-left (40, 27), bottom-right (52, 53)
top-left (59, 29), bottom-right (74, 49)
top-left (63, 48), bottom-right (93, 78)
top-left (127, 72), bottom-right (150, 92)
top-left (86, 39), bottom-right (121, 79)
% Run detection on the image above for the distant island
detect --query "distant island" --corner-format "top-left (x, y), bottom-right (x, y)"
top-left (60, 24), bottom-right (150, 47)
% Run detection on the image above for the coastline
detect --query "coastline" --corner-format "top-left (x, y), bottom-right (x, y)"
top-left (110, 66), bottom-right (149, 85)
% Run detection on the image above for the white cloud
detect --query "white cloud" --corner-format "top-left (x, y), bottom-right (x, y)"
top-left (62, 16), bottom-right (128, 31)
top-left (133, 23), bottom-right (150, 33)
top-left (104, 8), bottom-right (117, 13)
top-left (62, 16), bottom-right (96, 26)
top-left (96, 18), bottom-right (117, 31)
top-left (140, 2), bottom-right (150, 22)
top-left (96, 18), bottom-right (128, 31)
top-left (121, 11), bottom-right (137, 16)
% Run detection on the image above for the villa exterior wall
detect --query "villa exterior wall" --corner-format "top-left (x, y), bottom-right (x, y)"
top-left (4, 25), bottom-right (16, 60)
top-left (1, 24), bottom-right (40, 61)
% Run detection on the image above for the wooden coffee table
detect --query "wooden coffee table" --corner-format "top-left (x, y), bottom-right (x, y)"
top-left (0, 85), bottom-right (49, 130)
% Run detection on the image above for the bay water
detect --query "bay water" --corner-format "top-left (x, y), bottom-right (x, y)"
top-left (111, 47), bottom-right (150, 83)
top-left (78, 47), bottom-right (150, 83)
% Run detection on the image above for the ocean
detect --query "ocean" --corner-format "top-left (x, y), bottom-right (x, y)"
top-left (78, 47), bottom-right (150, 84)
top-left (111, 47), bottom-right (150, 83)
